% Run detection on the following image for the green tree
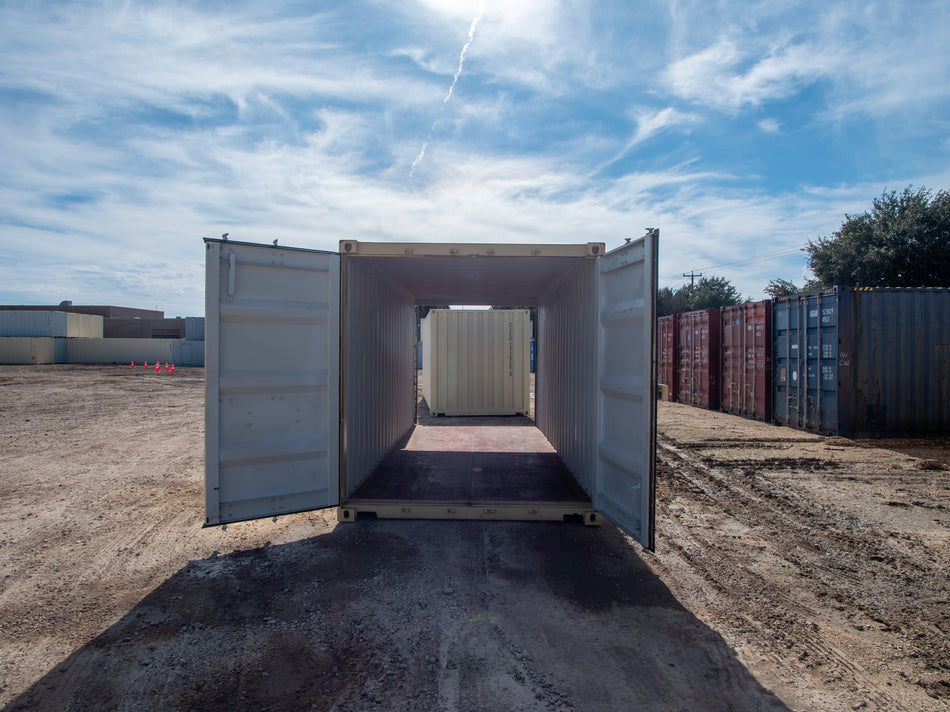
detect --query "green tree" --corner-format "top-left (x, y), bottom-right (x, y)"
top-left (682, 276), bottom-right (743, 310)
top-left (657, 287), bottom-right (677, 317)
top-left (764, 278), bottom-right (801, 299)
top-left (807, 186), bottom-right (950, 287)
top-left (658, 276), bottom-right (743, 316)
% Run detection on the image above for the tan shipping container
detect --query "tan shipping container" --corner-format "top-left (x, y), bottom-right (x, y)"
top-left (0, 337), bottom-right (66, 364)
top-left (204, 236), bottom-right (658, 549)
top-left (421, 309), bottom-right (530, 416)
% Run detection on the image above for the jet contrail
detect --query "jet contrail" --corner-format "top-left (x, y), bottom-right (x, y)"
top-left (410, 2), bottom-right (485, 179)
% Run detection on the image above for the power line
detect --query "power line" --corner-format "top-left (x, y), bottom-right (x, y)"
top-left (660, 244), bottom-right (807, 288)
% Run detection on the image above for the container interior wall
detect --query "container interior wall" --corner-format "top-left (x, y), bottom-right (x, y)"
top-left (536, 261), bottom-right (598, 497)
top-left (846, 289), bottom-right (950, 435)
top-left (343, 259), bottom-right (417, 497)
top-left (420, 314), bottom-right (434, 408)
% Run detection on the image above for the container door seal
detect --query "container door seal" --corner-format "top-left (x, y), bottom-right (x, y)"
top-left (594, 232), bottom-right (658, 550)
top-left (204, 239), bottom-right (341, 526)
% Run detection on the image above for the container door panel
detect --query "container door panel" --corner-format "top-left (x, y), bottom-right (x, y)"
top-left (595, 234), bottom-right (657, 550)
top-left (205, 240), bottom-right (341, 526)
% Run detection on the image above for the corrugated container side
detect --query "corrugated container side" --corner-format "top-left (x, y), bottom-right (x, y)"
top-left (173, 339), bottom-right (205, 366)
top-left (67, 338), bottom-right (175, 364)
top-left (422, 309), bottom-right (531, 417)
top-left (185, 317), bottom-right (205, 341)
top-left (840, 288), bottom-right (950, 435)
top-left (0, 337), bottom-right (65, 364)
top-left (773, 290), bottom-right (840, 433)
top-left (537, 261), bottom-right (598, 496)
top-left (676, 308), bottom-right (721, 410)
top-left (0, 311), bottom-right (69, 338)
top-left (342, 258), bottom-right (416, 497)
top-left (720, 300), bottom-right (772, 421)
top-left (657, 314), bottom-right (679, 401)
top-left (66, 313), bottom-right (104, 338)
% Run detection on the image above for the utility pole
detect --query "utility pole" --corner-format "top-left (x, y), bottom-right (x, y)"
top-left (682, 270), bottom-right (702, 287)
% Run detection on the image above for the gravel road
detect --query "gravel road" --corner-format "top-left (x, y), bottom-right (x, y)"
top-left (0, 366), bottom-right (947, 711)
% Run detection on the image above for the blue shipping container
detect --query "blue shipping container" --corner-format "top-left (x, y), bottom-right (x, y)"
top-left (774, 287), bottom-right (950, 436)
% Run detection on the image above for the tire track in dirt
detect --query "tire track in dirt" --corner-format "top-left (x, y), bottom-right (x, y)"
top-left (655, 432), bottom-right (950, 709)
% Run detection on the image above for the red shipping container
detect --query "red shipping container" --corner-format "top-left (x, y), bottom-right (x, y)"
top-left (677, 308), bottom-right (721, 410)
top-left (720, 301), bottom-right (772, 421)
top-left (657, 314), bottom-right (679, 401)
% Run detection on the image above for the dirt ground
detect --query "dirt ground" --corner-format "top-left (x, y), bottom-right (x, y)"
top-left (0, 365), bottom-right (947, 711)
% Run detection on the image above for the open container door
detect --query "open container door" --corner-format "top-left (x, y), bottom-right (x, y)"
top-left (594, 231), bottom-right (658, 550)
top-left (204, 239), bottom-right (341, 526)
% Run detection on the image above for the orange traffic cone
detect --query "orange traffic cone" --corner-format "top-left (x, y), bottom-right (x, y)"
top-left (144, 361), bottom-right (148, 370)
top-left (170, 363), bottom-right (175, 374)
top-left (155, 361), bottom-right (160, 373)
top-left (130, 360), bottom-right (135, 369)
top-left (164, 362), bottom-right (169, 372)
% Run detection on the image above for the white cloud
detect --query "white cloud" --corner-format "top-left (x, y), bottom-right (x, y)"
top-left (758, 118), bottom-right (781, 134)
top-left (665, 38), bottom-right (828, 112)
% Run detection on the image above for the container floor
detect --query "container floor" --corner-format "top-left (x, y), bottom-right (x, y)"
top-left (350, 416), bottom-right (591, 504)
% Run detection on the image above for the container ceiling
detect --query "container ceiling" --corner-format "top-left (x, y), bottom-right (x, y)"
top-left (357, 255), bottom-right (592, 305)
top-left (344, 242), bottom-right (604, 306)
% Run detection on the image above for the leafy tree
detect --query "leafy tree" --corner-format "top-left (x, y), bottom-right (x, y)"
top-left (764, 278), bottom-right (802, 299)
top-left (657, 287), bottom-right (677, 317)
top-left (806, 186), bottom-right (950, 287)
top-left (683, 276), bottom-right (743, 310)
top-left (657, 276), bottom-right (743, 316)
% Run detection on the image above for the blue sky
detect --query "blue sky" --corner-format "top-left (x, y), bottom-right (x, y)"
top-left (1, 0), bottom-right (949, 317)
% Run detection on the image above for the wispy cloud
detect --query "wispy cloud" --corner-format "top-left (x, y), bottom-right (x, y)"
top-left (665, 39), bottom-right (828, 112)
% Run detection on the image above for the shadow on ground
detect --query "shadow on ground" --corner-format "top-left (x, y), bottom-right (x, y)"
top-left (5, 519), bottom-right (790, 712)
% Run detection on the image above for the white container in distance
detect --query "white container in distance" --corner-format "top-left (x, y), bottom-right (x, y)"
top-left (421, 309), bottom-right (531, 417)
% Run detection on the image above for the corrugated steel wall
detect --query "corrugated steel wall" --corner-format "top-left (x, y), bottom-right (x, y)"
top-left (420, 309), bottom-right (531, 416)
top-left (840, 287), bottom-right (950, 435)
top-left (537, 261), bottom-right (598, 496)
top-left (773, 290), bottom-right (839, 432)
top-left (676, 308), bottom-right (721, 410)
top-left (0, 311), bottom-right (68, 337)
top-left (657, 314), bottom-right (678, 400)
top-left (185, 317), bottom-right (205, 341)
top-left (342, 258), bottom-right (416, 497)
top-left (173, 340), bottom-right (205, 366)
top-left (0, 337), bottom-right (66, 364)
top-left (721, 301), bottom-right (772, 421)
top-left (0, 310), bottom-right (101, 338)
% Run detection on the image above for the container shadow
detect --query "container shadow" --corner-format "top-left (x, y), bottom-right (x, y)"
top-left (4, 520), bottom-right (792, 712)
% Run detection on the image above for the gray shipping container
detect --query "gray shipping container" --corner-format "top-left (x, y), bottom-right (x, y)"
top-left (0, 310), bottom-right (101, 338)
top-left (774, 287), bottom-right (950, 436)
top-left (0, 311), bottom-right (68, 337)
top-left (173, 339), bottom-right (205, 366)
top-left (204, 236), bottom-right (658, 549)
top-left (185, 317), bottom-right (205, 341)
